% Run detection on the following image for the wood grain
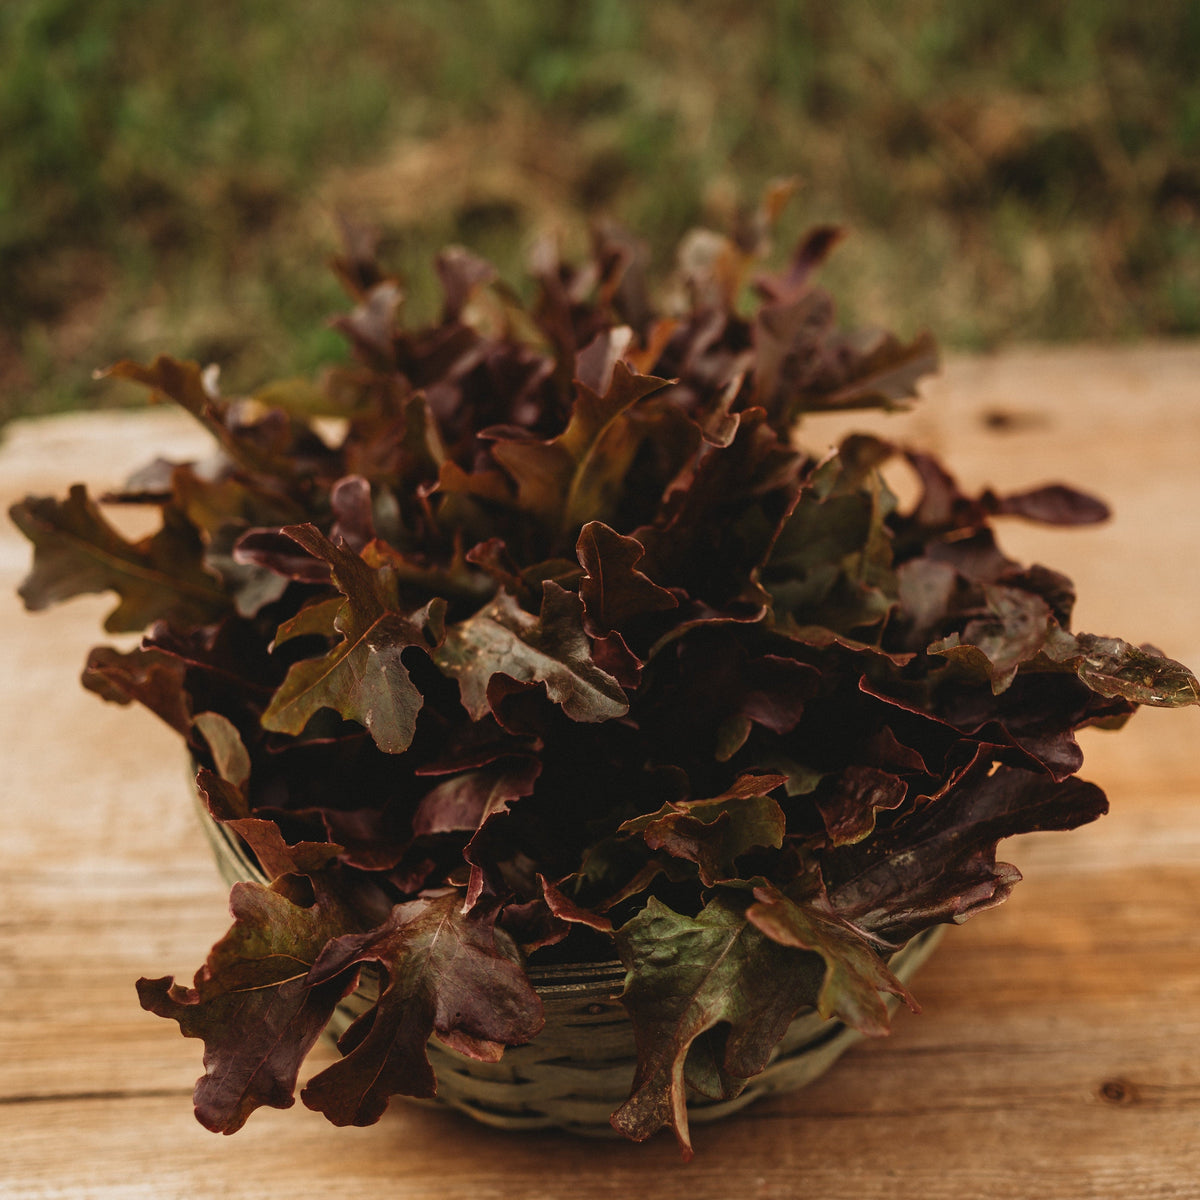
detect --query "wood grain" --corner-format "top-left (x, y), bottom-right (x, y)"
top-left (3, 345), bottom-right (1200, 1198)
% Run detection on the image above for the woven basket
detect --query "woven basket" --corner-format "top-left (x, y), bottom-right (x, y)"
top-left (197, 795), bottom-right (943, 1134)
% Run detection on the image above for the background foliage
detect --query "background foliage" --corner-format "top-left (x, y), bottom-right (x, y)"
top-left (2, 0), bottom-right (1198, 420)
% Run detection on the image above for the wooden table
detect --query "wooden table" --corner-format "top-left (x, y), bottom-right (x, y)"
top-left (4, 344), bottom-right (1200, 1198)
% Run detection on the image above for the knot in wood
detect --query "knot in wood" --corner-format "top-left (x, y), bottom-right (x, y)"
top-left (1098, 1078), bottom-right (1140, 1105)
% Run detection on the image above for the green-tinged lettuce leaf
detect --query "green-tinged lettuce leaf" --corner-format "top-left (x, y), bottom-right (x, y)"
top-left (271, 595), bottom-right (344, 647)
top-left (611, 893), bottom-right (825, 1158)
top-left (746, 880), bottom-right (917, 1035)
top-left (434, 582), bottom-right (628, 723)
top-left (137, 875), bottom-right (360, 1133)
top-left (761, 445), bottom-right (897, 635)
top-left (261, 524), bottom-right (445, 752)
top-left (488, 359), bottom-right (671, 534)
top-left (11, 486), bottom-right (227, 632)
top-left (620, 773), bottom-right (788, 886)
top-left (928, 584), bottom-right (1200, 706)
top-left (300, 893), bottom-right (544, 1124)
top-left (1042, 630), bottom-right (1200, 707)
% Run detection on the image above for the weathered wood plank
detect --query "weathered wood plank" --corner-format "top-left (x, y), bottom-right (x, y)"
top-left (6, 1067), bottom-right (1200, 1200)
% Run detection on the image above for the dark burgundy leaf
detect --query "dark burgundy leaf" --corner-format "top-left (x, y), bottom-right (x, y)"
top-left (929, 585), bottom-right (1057, 693)
top-left (825, 759), bottom-right (1109, 944)
top-left (621, 773), bottom-right (789, 886)
top-left (576, 521), bottom-right (678, 634)
top-left (198, 767), bottom-right (344, 877)
top-left (300, 894), bottom-right (544, 1125)
top-left (332, 281), bottom-right (402, 365)
top-left (412, 760), bottom-right (541, 837)
top-left (539, 874), bottom-right (614, 934)
top-left (436, 246), bottom-right (498, 322)
top-left (103, 355), bottom-right (338, 480)
top-left (752, 224), bottom-right (848, 304)
top-left (137, 876), bottom-right (359, 1133)
top-left (233, 527), bottom-right (333, 584)
top-left (81, 645), bottom-right (193, 735)
top-left (11, 487), bottom-right (227, 632)
top-left (815, 765), bottom-right (909, 847)
top-left (488, 360), bottom-right (671, 533)
top-left (983, 483), bottom-right (1110, 526)
top-left (330, 475), bottom-right (377, 550)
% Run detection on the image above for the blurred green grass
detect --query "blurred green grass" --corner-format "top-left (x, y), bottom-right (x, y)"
top-left (2, 0), bottom-right (1198, 421)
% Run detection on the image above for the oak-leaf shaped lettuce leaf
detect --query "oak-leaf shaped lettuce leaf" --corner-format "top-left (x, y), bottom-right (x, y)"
top-left (814, 765), bottom-right (909, 847)
top-left (752, 287), bottom-right (937, 428)
top-left (260, 524), bottom-right (446, 753)
top-left (611, 892), bottom-right (832, 1159)
top-left (927, 584), bottom-right (1200, 706)
top-left (136, 875), bottom-right (360, 1134)
top-left (196, 766), bottom-right (347, 877)
top-left (746, 880), bottom-right (917, 1035)
top-left (761, 444), bottom-right (897, 636)
top-left (576, 520), bottom-right (678, 635)
top-left (103, 355), bottom-right (338, 482)
top-left (619, 773), bottom-right (788, 886)
top-left (299, 892), bottom-right (544, 1125)
top-left (487, 358), bottom-right (671, 535)
top-left (11, 486), bottom-right (227, 633)
top-left (81, 644), bottom-right (194, 735)
top-left (412, 758), bottom-right (544, 908)
top-left (433, 581), bottom-right (628, 723)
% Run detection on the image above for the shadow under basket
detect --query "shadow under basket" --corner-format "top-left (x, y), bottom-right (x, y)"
top-left (198, 798), bottom-right (943, 1136)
